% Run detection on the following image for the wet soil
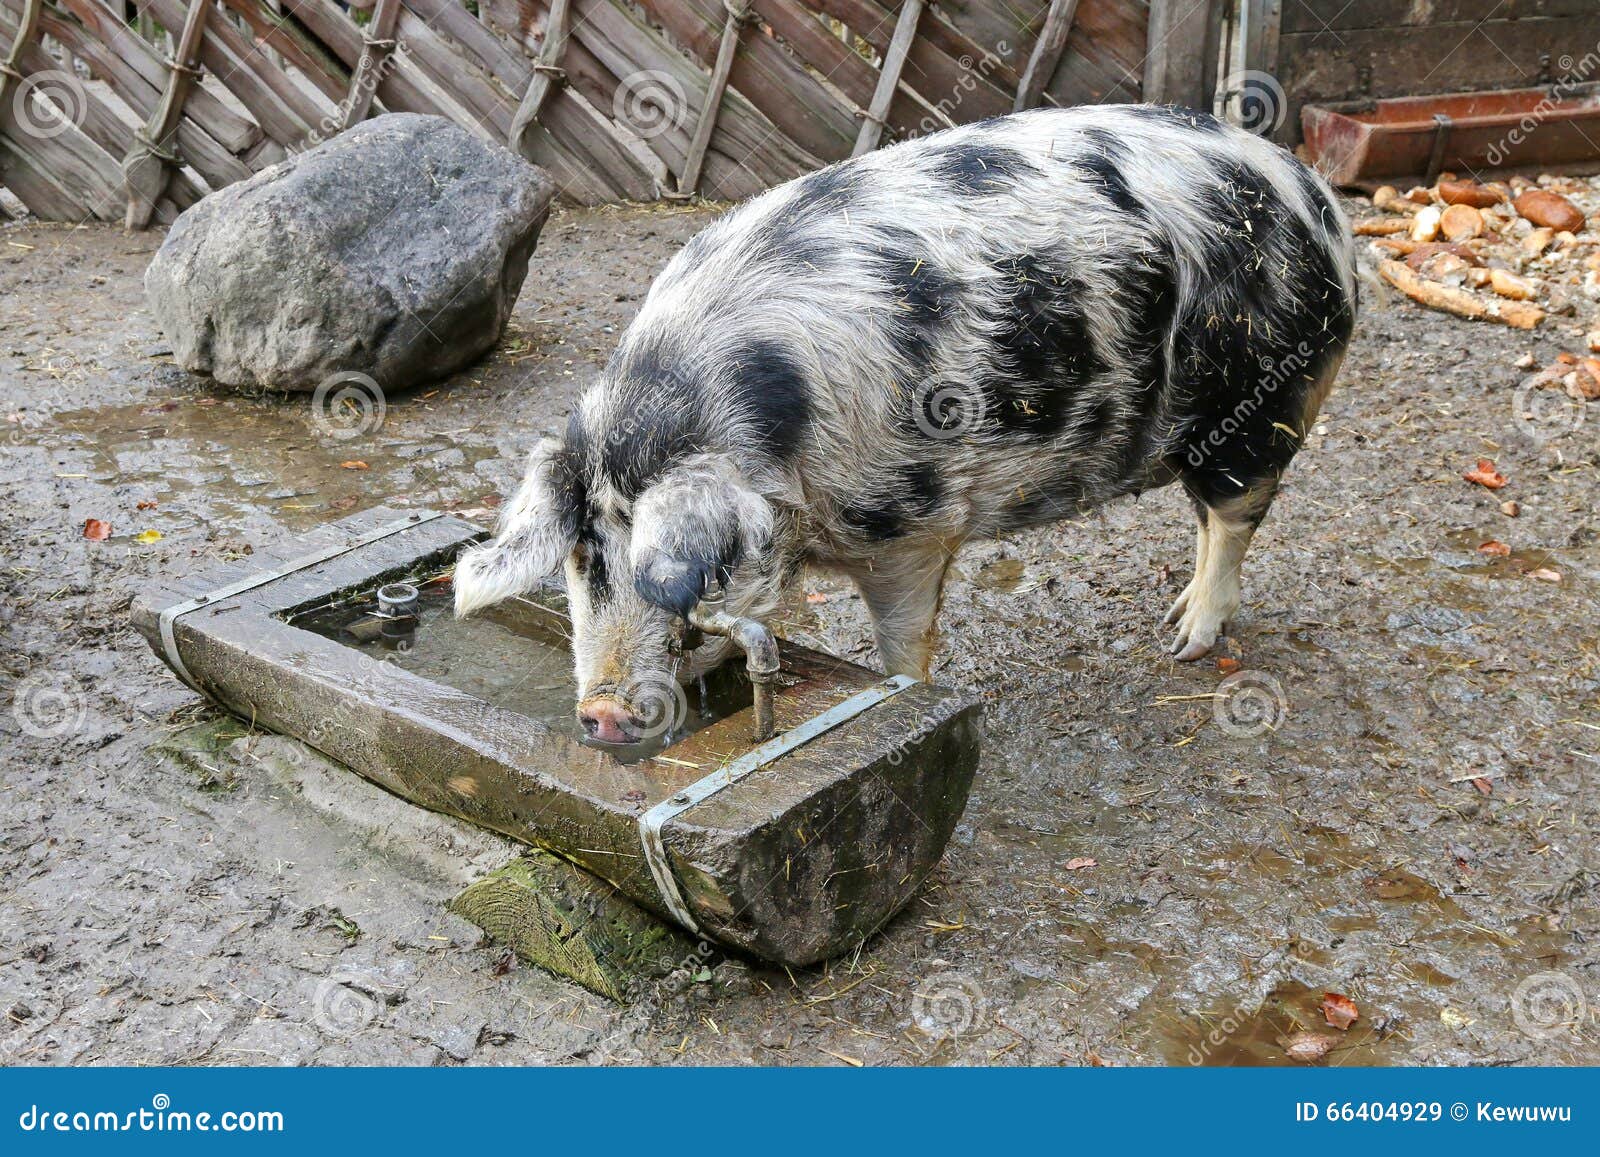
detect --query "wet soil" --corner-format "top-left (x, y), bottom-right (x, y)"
top-left (2, 204), bottom-right (1597, 1066)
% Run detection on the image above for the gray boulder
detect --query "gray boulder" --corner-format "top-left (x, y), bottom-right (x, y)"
top-left (145, 114), bottom-right (555, 393)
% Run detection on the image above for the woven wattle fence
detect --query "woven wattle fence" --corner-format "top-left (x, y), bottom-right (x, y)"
top-left (0, 0), bottom-right (1219, 223)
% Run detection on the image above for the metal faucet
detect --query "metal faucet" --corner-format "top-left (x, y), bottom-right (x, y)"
top-left (687, 587), bottom-right (780, 743)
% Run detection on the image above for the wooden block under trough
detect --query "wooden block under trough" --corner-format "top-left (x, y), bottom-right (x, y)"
top-left (130, 507), bottom-right (981, 966)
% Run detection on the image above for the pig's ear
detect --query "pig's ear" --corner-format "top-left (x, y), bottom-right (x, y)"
top-left (629, 453), bottom-right (773, 616)
top-left (454, 436), bottom-right (579, 617)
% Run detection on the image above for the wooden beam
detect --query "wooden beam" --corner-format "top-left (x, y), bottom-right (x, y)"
top-left (335, 0), bottom-right (400, 130)
top-left (123, 0), bottom-right (212, 230)
top-left (851, 0), bottom-right (920, 157)
top-left (508, 0), bottom-right (571, 160)
top-left (1014, 0), bottom-right (1080, 112)
top-left (676, 0), bottom-right (751, 196)
top-left (1144, 0), bottom-right (1222, 109)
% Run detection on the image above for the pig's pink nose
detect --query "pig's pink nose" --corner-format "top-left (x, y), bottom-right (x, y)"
top-left (578, 698), bottom-right (638, 744)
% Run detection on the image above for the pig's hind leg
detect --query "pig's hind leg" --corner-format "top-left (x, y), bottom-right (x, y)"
top-left (846, 543), bottom-right (957, 680)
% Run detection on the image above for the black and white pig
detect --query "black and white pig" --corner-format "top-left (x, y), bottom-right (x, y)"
top-left (455, 104), bottom-right (1357, 744)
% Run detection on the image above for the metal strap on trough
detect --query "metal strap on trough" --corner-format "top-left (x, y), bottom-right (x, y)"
top-left (638, 674), bottom-right (917, 933)
top-left (158, 511), bottom-right (446, 692)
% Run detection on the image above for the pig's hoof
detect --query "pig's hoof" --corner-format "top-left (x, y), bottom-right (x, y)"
top-left (1164, 583), bottom-right (1197, 626)
top-left (1169, 607), bottom-right (1225, 661)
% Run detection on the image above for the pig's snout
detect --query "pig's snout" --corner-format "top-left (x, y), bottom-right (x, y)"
top-left (578, 697), bottom-right (641, 745)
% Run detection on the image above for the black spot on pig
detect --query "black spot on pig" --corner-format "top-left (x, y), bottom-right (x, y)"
top-left (980, 255), bottom-right (1102, 438)
top-left (730, 339), bottom-right (810, 460)
top-left (931, 143), bottom-right (1035, 194)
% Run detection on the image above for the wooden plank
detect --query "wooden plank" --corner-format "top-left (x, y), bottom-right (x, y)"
top-left (0, 105), bottom-right (125, 221)
top-left (752, 0), bottom-right (925, 139)
top-left (807, 0), bottom-right (1013, 123)
top-left (1144, 0), bottom-right (1220, 109)
top-left (853, 0), bottom-right (921, 155)
top-left (637, 0), bottom-right (856, 163)
top-left (1282, 0), bottom-right (1597, 33)
top-left (1014, 0), bottom-right (1079, 110)
top-left (16, 11), bottom-right (208, 206)
top-left (62, 0), bottom-right (259, 155)
top-left (565, 0), bottom-right (820, 196)
top-left (1279, 17), bottom-right (1600, 107)
top-left (219, 0), bottom-right (351, 105)
top-left (401, 0), bottom-right (655, 202)
top-left (678, 0), bottom-right (751, 193)
top-left (0, 134), bottom-right (93, 218)
top-left (337, 0), bottom-right (402, 129)
top-left (137, 0), bottom-right (320, 149)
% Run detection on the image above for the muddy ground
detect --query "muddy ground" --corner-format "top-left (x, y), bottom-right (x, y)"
top-left (2, 204), bottom-right (1597, 1066)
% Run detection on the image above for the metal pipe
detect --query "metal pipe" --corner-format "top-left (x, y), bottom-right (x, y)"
top-left (688, 591), bottom-right (780, 743)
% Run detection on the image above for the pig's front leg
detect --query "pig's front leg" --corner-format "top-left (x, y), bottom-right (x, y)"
top-left (845, 542), bottom-right (957, 680)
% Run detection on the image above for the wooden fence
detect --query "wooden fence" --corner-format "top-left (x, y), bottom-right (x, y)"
top-left (0, 0), bottom-right (1221, 223)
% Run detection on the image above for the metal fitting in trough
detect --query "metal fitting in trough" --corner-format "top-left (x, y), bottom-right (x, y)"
top-left (688, 587), bottom-right (780, 742)
top-left (131, 507), bottom-right (981, 967)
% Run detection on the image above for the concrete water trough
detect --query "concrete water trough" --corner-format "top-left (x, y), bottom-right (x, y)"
top-left (131, 507), bottom-right (981, 970)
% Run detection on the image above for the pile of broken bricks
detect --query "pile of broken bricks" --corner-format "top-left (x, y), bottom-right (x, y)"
top-left (1353, 172), bottom-right (1600, 404)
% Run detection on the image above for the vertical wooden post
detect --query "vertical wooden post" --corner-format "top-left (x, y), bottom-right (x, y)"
top-left (1013, 0), bottom-right (1080, 112)
top-left (122, 0), bottom-right (211, 229)
top-left (1143, 0), bottom-right (1221, 110)
top-left (676, 0), bottom-right (752, 197)
top-left (335, 0), bottom-right (400, 131)
top-left (852, 0), bottom-right (921, 157)
top-left (507, 0), bottom-right (570, 161)
top-left (0, 0), bottom-right (42, 115)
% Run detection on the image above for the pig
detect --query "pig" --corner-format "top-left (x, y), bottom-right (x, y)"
top-left (454, 104), bottom-right (1357, 744)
